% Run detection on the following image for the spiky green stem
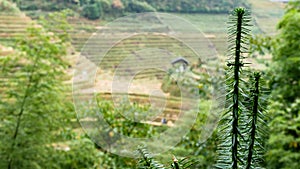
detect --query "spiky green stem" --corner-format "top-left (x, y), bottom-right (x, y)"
top-left (217, 7), bottom-right (252, 169)
top-left (231, 8), bottom-right (245, 169)
top-left (246, 72), bottom-right (260, 169)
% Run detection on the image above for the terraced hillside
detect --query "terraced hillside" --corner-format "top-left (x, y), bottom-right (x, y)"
top-left (68, 14), bottom-right (218, 125)
top-left (0, 15), bottom-right (32, 46)
top-left (0, 0), bottom-right (285, 126)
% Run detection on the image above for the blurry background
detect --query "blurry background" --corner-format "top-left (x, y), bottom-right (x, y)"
top-left (1, 0), bottom-right (299, 169)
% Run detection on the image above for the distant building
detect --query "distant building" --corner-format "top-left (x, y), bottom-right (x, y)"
top-left (171, 57), bottom-right (189, 72)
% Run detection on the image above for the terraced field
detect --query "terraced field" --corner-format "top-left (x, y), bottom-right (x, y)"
top-left (249, 0), bottom-right (285, 34)
top-left (70, 12), bottom-right (220, 127)
top-left (0, 15), bottom-right (32, 46)
top-left (0, 0), bottom-right (285, 126)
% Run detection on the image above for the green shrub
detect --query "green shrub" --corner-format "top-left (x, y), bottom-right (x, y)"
top-left (48, 138), bottom-right (101, 169)
top-left (82, 3), bottom-right (101, 20)
top-left (44, 2), bottom-right (66, 11)
top-left (19, 1), bottom-right (39, 10)
top-left (0, 0), bottom-right (21, 14)
top-left (98, 0), bottom-right (111, 13)
top-left (79, 0), bottom-right (88, 6)
top-left (265, 2), bottom-right (300, 168)
top-left (126, 0), bottom-right (156, 13)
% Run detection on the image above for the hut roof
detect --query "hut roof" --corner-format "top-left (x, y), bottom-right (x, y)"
top-left (171, 57), bottom-right (189, 65)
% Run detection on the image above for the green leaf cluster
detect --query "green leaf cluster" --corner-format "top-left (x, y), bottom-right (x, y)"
top-left (264, 2), bottom-right (300, 168)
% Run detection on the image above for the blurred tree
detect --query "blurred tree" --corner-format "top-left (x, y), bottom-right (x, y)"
top-left (0, 25), bottom-right (70, 169)
top-left (125, 0), bottom-right (156, 13)
top-left (0, 0), bottom-right (21, 15)
top-left (266, 1), bottom-right (300, 168)
top-left (0, 10), bottom-right (101, 169)
top-left (82, 3), bottom-right (101, 20)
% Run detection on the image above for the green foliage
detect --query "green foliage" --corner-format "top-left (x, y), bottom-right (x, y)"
top-left (267, 99), bottom-right (300, 169)
top-left (0, 10), bottom-right (102, 169)
top-left (81, 0), bottom-right (117, 20)
top-left (0, 3), bottom-right (284, 169)
top-left (15, 0), bottom-right (249, 20)
top-left (83, 96), bottom-right (215, 168)
top-left (95, 97), bottom-right (159, 138)
top-left (263, 2), bottom-right (300, 168)
top-left (161, 66), bottom-right (212, 99)
top-left (19, 0), bottom-right (65, 11)
top-left (143, 0), bottom-right (249, 13)
top-left (216, 8), bottom-right (267, 169)
top-left (0, 0), bottom-right (21, 15)
top-left (270, 5), bottom-right (300, 102)
top-left (164, 100), bottom-right (217, 169)
top-left (245, 72), bottom-right (268, 169)
top-left (216, 8), bottom-right (252, 169)
top-left (249, 1), bottom-right (300, 104)
top-left (249, 2), bottom-right (300, 167)
top-left (0, 25), bottom-right (70, 169)
top-left (39, 9), bottom-right (74, 43)
top-left (249, 35), bottom-right (276, 60)
top-left (137, 148), bottom-right (165, 169)
top-left (82, 98), bottom-right (163, 168)
top-left (137, 148), bottom-right (198, 169)
top-left (98, 0), bottom-right (112, 13)
top-left (82, 3), bottom-right (101, 20)
top-left (125, 0), bottom-right (156, 13)
top-left (47, 138), bottom-right (102, 169)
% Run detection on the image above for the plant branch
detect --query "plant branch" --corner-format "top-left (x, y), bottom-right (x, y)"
top-left (7, 50), bottom-right (40, 169)
top-left (231, 8), bottom-right (244, 169)
top-left (246, 72), bottom-right (260, 169)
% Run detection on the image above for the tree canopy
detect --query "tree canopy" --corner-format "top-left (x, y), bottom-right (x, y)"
top-left (266, 2), bottom-right (300, 168)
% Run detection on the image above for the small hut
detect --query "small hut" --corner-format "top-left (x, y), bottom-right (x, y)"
top-left (171, 57), bottom-right (189, 72)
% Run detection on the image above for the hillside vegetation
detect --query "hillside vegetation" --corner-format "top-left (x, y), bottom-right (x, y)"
top-left (142, 0), bottom-right (249, 13)
top-left (0, 0), bottom-right (21, 15)
top-left (14, 0), bottom-right (249, 20)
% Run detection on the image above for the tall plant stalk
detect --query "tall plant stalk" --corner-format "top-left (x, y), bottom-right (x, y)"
top-left (231, 9), bottom-right (244, 168)
top-left (216, 7), bottom-right (251, 169)
top-left (216, 7), bottom-right (268, 169)
top-left (245, 72), bottom-right (267, 169)
top-left (246, 72), bottom-right (260, 169)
